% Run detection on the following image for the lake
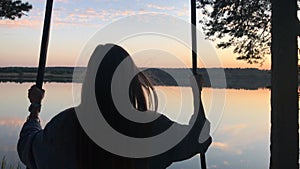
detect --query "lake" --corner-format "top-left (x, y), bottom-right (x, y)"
top-left (0, 82), bottom-right (271, 169)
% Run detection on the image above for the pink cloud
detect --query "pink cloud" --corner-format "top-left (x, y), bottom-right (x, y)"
top-left (212, 141), bottom-right (229, 150)
top-left (0, 118), bottom-right (25, 127)
top-left (0, 18), bottom-right (42, 28)
top-left (0, 6), bottom-right (177, 29)
top-left (176, 4), bottom-right (189, 17)
top-left (212, 141), bottom-right (243, 155)
top-left (146, 4), bottom-right (175, 11)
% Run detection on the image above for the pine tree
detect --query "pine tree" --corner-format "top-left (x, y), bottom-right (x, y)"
top-left (0, 0), bottom-right (32, 20)
top-left (197, 1), bottom-right (300, 168)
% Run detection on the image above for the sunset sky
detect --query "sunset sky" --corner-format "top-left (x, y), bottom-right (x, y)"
top-left (0, 0), bottom-right (272, 69)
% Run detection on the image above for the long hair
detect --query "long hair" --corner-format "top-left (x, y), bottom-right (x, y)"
top-left (76, 44), bottom-right (157, 169)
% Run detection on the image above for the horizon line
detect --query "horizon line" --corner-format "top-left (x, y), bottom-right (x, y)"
top-left (0, 66), bottom-right (271, 70)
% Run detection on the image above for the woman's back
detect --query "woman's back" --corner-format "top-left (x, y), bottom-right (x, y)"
top-left (18, 107), bottom-right (179, 169)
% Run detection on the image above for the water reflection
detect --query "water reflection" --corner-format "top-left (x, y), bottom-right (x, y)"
top-left (0, 83), bottom-right (270, 169)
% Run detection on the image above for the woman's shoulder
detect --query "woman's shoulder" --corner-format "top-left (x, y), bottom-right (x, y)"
top-left (46, 107), bottom-right (77, 129)
top-left (50, 107), bottom-right (76, 122)
top-left (43, 107), bottom-right (79, 145)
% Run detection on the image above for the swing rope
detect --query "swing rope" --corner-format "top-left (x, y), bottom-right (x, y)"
top-left (26, 0), bottom-right (53, 169)
top-left (36, 0), bottom-right (54, 89)
top-left (191, 0), bottom-right (208, 168)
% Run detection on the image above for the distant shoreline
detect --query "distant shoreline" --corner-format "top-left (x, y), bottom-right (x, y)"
top-left (0, 67), bottom-right (276, 90)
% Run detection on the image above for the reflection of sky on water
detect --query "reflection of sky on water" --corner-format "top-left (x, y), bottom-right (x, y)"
top-left (0, 83), bottom-right (270, 169)
top-left (0, 119), bottom-right (22, 166)
top-left (159, 87), bottom-right (270, 169)
top-left (0, 83), bottom-right (76, 168)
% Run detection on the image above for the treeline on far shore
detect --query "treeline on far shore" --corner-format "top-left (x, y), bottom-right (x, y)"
top-left (0, 67), bottom-right (276, 90)
top-left (0, 67), bottom-right (77, 83)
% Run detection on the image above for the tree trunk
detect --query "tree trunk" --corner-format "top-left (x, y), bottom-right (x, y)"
top-left (270, 0), bottom-right (299, 169)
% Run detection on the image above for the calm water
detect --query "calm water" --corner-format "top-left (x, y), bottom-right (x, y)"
top-left (0, 82), bottom-right (270, 169)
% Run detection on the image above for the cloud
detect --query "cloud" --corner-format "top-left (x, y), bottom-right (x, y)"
top-left (0, 18), bottom-right (42, 28)
top-left (212, 141), bottom-right (244, 155)
top-left (208, 164), bottom-right (218, 169)
top-left (223, 160), bottom-right (230, 166)
top-left (0, 5), bottom-right (44, 29)
top-left (176, 4), bottom-right (189, 17)
top-left (0, 7), bottom-right (100, 28)
top-left (146, 4), bottom-right (175, 11)
top-left (86, 8), bottom-right (97, 14)
top-left (30, 0), bottom-right (68, 2)
top-left (0, 118), bottom-right (25, 128)
top-left (56, 0), bottom-right (68, 2)
top-left (212, 141), bottom-right (229, 150)
top-left (0, 3), bottom-right (187, 29)
top-left (63, 8), bottom-right (145, 24)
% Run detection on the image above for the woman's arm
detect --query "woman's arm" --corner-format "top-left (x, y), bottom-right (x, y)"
top-left (171, 74), bottom-right (212, 162)
top-left (170, 116), bottom-right (212, 163)
top-left (17, 86), bottom-right (78, 169)
top-left (17, 85), bottom-right (44, 169)
top-left (17, 118), bottom-right (42, 169)
top-left (150, 74), bottom-right (212, 168)
top-left (148, 114), bottom-right (211, 169)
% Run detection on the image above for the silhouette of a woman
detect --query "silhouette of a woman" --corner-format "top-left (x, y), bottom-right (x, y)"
top-left (18, 44), bottom-right (212, 169)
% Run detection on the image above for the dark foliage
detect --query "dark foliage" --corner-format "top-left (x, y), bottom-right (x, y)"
top-left (0, 0), bottom-right (32, 20)
top-left (197, 0), bottom-right (299, 64)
